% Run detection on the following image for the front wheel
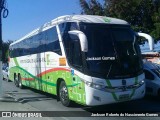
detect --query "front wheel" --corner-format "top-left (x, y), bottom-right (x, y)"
top-left (59, 81), bottom-right (71, 107)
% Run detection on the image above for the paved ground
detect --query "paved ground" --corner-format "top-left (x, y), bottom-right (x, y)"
top-left (0, 95), bottom-right (52, 120)
top-left (1, 80), bottom-right (160, 120)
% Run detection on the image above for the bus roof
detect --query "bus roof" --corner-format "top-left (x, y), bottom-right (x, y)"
top-left (10, 15), bottom-right (129, 46)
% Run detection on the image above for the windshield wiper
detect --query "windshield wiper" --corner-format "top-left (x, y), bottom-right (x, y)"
top-left (106, 64), bottom-right (113, 78)
top-left (132, 35), bottom-right (137, 55)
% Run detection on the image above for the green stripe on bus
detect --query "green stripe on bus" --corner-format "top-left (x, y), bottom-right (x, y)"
top-left (13, 58), bottom-right (19, 66)
top-left (16, 66), bottom-right (56, 86)
top-left (135, 76), bottom-right (138, 84)
top-left (40, 79), bottom-right (56, 86)
top-left (107, 77), bottom-right (138, 101)
top-left (130, 76), bottom-right (138, 98)
top-left (67, 83), bottom-right (79, 88)
top-left (106, 79), bottom-right (118, 101)
top-left (10, 66), bottom-right (79, 87)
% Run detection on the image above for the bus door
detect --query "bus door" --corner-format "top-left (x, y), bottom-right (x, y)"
top-left (44, 27), bottom-right (62, 94)
top-left (34, 32), bottom-right (47, 91)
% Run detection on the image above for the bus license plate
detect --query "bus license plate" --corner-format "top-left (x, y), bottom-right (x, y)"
top-left (119, 94), bottom-right (130, 100)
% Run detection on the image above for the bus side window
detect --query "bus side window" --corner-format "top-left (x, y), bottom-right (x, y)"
top-left (68, 34), bottom-right (82, 69)
top-left (24, 39), bottom-right (30, 55)
top-left (45, 27), bottom-right (62, 55)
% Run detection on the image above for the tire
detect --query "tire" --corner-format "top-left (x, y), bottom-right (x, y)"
top-left (14, 74), bottom-right (19, 87)
top-left (59, 81), bottom-right (71, 107)
top-left (18, 74), bottom-right (23, 89)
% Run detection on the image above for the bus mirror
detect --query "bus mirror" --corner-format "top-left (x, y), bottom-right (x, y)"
top-left (68, 30), bottom-right (88, 52)
top-left (136, 32), bottom-right (154, 51)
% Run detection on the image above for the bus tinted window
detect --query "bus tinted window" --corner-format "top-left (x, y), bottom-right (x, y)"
top-left (10, 27), bottom-right (62, 58)
top-left (59, 22), bottom-right (82, 71)
top-left (59, 22), bottom-right (79, 34)
top-left (45, 27), bottom-right (62, 54)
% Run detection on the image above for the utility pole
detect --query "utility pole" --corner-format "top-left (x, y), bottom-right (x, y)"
top-left (0, 0), bottom-right (8, 98)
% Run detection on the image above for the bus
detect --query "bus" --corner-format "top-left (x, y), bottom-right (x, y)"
top-left (9, 15), bottom-right (154, 106)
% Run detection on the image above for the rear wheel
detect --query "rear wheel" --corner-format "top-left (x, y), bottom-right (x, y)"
top-left (14, 74), bottom-right (19, 87)
top-left (18, 74), bottom-right (23, 89)
top-left (59, 81), bottom-right (71, 107)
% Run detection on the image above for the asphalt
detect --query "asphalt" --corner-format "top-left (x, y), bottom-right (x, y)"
top-left (0, 93), bottom-right (91, 120)
top-left (0, 94), bottom-right (98, 120)
top-left (0, 94), bottom-right (38, 111)
top-left (1, 81), bottom-right (160, 120)
top-left (0, 94), bottom-right (53, 120)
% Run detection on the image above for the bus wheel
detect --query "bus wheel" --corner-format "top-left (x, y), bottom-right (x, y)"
top-left (14, 74), bottom-right (19, 87)
top-left (59, 81), bottom-right (71, 107)
top-left (18, 74), bottom-right (23, 89)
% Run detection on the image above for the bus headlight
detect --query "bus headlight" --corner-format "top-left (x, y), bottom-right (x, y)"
top-left (92, 84), bottom-right (105, 90)
top-left (139, 80), bottom-right (144, 85)
top-left (85, 81), bottom-right (92, 87)
top-left (138, 80), bottom-right (145, 86)
top-left (85, 81), bottom-right (106, 90)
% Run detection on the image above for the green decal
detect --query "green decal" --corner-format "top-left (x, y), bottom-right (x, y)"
top-left (10, 66), bottom-right (56, 86)
top-left (13, 58), bottom-right (19, 66)
top-left (106, 77), bottom-right (139, 101)
top-left (130, 76), bottom-right (138, 98)
top-left (9, 65), bottom-right (86, 105)
top-left (106, 79), bottom-right (118, 101)
top-left (135, 76), bottom-right (138, 84)
top-left (68, 75), bottom-right (86, 104)
top-left (103, 17), bottom-right (111, 23)
top-left (67, 83), bottom-right (79, 88)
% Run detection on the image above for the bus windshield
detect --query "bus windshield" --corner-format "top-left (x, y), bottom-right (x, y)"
top-left (80, 23), bottom-right (143, 79)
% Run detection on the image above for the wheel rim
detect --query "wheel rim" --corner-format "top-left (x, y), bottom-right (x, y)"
top-left (60, 86), bottom-right (68, 103)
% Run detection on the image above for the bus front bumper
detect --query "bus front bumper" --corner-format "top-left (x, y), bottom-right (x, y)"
top-left (85, 83), bottom-right (145, 106)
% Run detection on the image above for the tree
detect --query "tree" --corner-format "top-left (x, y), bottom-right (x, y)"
top-left (2, 40), bottom-right (13, 63)
top-left (108, 0), bottom-right (153, 31)
top-left (79, 0), bottom-right (160, 41)
top-left (79, 0), bottom-right (104, 15)
top-left (151, 0), bottom-right (160, 40)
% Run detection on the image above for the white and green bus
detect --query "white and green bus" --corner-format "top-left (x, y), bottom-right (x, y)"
top-left (9, 15), bottom-right (154, 106)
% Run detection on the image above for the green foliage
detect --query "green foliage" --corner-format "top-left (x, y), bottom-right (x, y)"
top-left (151, 23), bottom-right (160, 40)
top-left (79, 0), bottom-right (105, 15)
top-left (79, 0), bottom-right (160, 42)
top-left (2, 40), bottom-right (13, 63)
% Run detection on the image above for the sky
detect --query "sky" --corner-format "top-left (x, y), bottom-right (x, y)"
top-left (2, 0), bottom-right (81, 42)
top-left (140, 41), bottom-right (160, 52)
